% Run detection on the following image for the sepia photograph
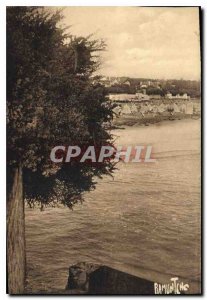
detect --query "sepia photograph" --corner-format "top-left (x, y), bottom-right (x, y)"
top-left (6, 5), bottom-right (201, 295)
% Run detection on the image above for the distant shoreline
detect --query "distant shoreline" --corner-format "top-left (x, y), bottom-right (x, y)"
top-left (111, 114), bottom-right (200, 129)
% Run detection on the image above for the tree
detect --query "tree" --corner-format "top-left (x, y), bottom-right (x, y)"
top-left (146, 87), bottom-right (163, 96)
top-left (7, 7), bottom-right (115, 294)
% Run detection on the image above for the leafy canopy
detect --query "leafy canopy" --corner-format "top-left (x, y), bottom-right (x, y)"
top-left (7, 7), bottom-right (115, 208)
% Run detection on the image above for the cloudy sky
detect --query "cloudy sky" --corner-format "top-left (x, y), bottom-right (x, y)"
top-left (61, 7), bottom-right (200, 80)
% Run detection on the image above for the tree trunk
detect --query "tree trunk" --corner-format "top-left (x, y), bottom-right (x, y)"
top-left (7, 166), bottom-right (26, 294)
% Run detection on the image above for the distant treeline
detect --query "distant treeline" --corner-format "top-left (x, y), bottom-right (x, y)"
top-left (106, 78), bottom-right (201, 98)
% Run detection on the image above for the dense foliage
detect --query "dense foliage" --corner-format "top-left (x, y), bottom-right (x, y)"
top-left (106, 78), bottom-right (200, 97)
top-left (7, 7), bottom-right (115, 208)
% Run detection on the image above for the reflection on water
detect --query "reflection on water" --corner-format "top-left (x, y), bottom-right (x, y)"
top-left (26, 119), bottom-right (201, 293)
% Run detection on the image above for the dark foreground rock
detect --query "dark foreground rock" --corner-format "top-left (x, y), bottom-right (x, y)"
top-left (66, 262), bottom-right (100, 292)
top-left (66, 262), bottom-right (155, 295)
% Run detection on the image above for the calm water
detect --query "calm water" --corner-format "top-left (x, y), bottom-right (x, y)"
top-left (26, 119), bottom-right (201, 293)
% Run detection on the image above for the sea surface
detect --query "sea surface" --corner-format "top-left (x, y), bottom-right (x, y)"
top-left (26, 119), bottom-right (201, 293)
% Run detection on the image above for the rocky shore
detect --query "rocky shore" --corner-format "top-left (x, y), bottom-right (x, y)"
top-left (111, 98), bottom-right (201, 128)
top-left (112, 113), bottom-right (200, 128)
top-left (66, 262), bottom-right (155, 295)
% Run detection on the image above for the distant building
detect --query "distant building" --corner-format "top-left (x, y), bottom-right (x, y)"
top-left (108, 93), bottom-right (150, 102)
top-left (101, 76), bottom-right (111, 87)
top-left (102, 76), bottom-right (108, 81)
top-left (111, 78), bottom-right (120, 86)
top-left (108, 94), bottom-right (137, 102)
top-left (123, 80), bottom-right (131, 86)
top-left (177, 93), bottom-right (190, 100)
top-left (166, 92), bottom-right (173, 99)
top-left (166, 92), bottom-right (190, 100)
top-left (182, 93), bottom-right (190, 100)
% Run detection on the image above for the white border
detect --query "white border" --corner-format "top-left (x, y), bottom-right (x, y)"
top-left (0, 1), bottom-right (206, 299)
top-left (1, 0), bottom-right (207, 6)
